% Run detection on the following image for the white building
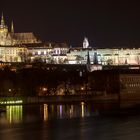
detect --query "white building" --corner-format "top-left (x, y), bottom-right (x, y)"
top-left (67, 38), bottom-right (140, 66)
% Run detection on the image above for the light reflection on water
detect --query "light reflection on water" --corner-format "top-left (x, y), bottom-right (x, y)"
top-left (81, 102), bottom-right (85, 118)
top-left (43, 102), bottom-right (99, 121)
top-left (6, 105), bottom-right (23, 124)
top-left (1, 103), bottom-right (140, 140)
top-left (44, 104), bottom-right (48, 121)
top-left (0, 105), bottom-right (23, 124)
top-left (0, 102), bottom-right (102, 124)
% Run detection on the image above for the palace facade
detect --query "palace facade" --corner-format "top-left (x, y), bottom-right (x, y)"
top-left (1, 14), bottom-right (140, 66)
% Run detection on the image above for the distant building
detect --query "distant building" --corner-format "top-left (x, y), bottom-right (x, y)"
top-left (0, 14), bottom-right (70, 63)
top-left (0, 13), bottom-right (40, 46)
top-left (28, 42), bottom-right (69, 63)
top-left (0, 13), bottom-right (41, 62)
top-left (67, 38), bottom-right (140, 66)
top-left (1, 13), bottom-right (140, 67)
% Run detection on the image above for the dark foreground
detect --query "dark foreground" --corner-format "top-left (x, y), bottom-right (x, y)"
top-left (1, 103), bottom-right (140, 140)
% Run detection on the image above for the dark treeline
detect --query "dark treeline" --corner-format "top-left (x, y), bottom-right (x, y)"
top-left (0, 66), bottom-right (88, 96)
top-left (0, 66), bottom-right (138, 97)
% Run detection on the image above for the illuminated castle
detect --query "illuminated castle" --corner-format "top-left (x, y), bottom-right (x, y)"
top-left (0, 13), bottom-right (41, 62)
top-left (0, 13), bottom-right (140, 67)
top-left (0, 13), bottom-right (40, 46)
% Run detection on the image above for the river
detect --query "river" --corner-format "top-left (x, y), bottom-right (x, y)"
top-left (0, 102), bottom-right (140, 140)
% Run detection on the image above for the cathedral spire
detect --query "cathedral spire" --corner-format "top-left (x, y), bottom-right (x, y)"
top-left (1, 12), bottom-right (5, 26)
top-left (11, 21), bottom-right (14, 33)
top-left (86, 50), bottom-right (91, 72)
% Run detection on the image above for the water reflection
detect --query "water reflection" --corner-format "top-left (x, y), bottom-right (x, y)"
top-left (44, 104), bottom-right (48, 121)
top-left (43, 102), bottom-right (99, 121)
top-left (81, 102), bottom-right (85, 118)
top-left (0, 103), bottom-right (102, 124)
top-left (59, 105), bottom-right (63, 118)
top-left (6, 105), bottom-right (23, 124)
top-left (70, 105), bottom-right (74, 118)
top-left (1, 104), bottom-right (140, 140)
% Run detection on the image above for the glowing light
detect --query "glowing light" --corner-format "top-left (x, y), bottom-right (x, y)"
top-left (6, 105), bottom-right (23, 124)
top-left (70, 105), bottom-right (74, 118)
top-left (0, 100), bottom-right (23, 105)
top-left (81, 102), bottom-right (85, 118)
top-left (44, 104), bottom-right (48, 121)
top-left (42, 87), bottom-right (47, 91)
top-left (9, 89), bottom-right (11, 92)
top-left (59, 105), bottom-right (63, 118)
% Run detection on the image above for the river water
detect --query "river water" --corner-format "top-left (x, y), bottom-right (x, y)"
top-left (1, 102), bottom-right (140, 140)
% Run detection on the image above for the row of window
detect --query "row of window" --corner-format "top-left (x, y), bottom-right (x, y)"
top-left (121, 77), bottom-right (140, 83)
top-left (125, 83), bottom-right (140, 87)
top-left (32, 50), bottom-right (68, 55)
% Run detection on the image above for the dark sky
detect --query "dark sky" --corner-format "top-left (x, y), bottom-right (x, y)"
top-left (1, 0), bottom-right (140, 47)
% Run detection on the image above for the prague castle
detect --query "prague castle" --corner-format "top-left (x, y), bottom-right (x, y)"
top-left (0, 13), bottom-right (41, 62)
top-left (0, 13), bottom-right (39, 46)
top-left (1, 14), bottom-right (140, 67)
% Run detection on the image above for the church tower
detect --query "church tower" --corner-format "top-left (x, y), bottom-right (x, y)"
top-left (11, 21), bottom-right (14, 33)
top-left (83, 37), bottom-right (89, 48)
top-left (1, 12), bottom-right (5, 27)
top-left (0, 13), bottom-right (9, 45)
top-left (0, 12), bottom-right (8, 32)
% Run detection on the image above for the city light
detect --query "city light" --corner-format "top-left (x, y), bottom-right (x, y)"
top-left (44, 104), bottom-right (48, 121)
top-left (81, 102), bottom-right (85, 118)
top-left (0, 100), bottom-right (23, 105)
top-left (6, 105), bottom-right (23, 124)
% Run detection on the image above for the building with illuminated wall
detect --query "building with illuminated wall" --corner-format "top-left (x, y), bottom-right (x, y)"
top-left (0, 13), bottom-right (40, 46)
top-left (67, 37), bottom-right (140, 66)
top-left (0, 13), bottom-right (41, 62)
top-left (27, 42), bottom-right (69, 63)
top-left (1, 14), bottom-right (140, 66)
top-left (0, 14), bottom-right (69, 63)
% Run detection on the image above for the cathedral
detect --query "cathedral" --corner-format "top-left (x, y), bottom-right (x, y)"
top-left (0, 13), bottom-right (40, 46)
top-left (0, 13), bottom-right (41, 62)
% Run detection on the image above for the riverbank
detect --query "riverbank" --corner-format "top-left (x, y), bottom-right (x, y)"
top-left (1, 94), bottom-right (140, 109)
top-left (0, 95), bottom-right (118, 105)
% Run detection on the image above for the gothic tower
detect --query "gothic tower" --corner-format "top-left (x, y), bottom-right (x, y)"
top-left (11, 21), bottom-right (14, 33)
top-left (1, 12), bottom-right (5, 27)
top-left (0, 12), bottom-right (8, 32)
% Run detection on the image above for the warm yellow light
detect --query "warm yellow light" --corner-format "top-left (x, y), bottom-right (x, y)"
top-left (81, 102), bottom-right (85, 117)
top-left (9, 89), bottom-right (12, 92)
top-left (6, 105), bottom-right (23, 124)
top-left (44, 104), bottom-right (48, 121)
top-left (42, 87), bottom-right (47, 91)
top-left (0, 100), bottom-right (23, 105)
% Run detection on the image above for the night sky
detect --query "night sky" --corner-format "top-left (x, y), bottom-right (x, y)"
top-left (1, 0), bottom-right (140, 47)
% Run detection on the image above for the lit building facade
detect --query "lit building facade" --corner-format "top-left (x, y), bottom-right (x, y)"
top-left (0, 14), bottom-right (40, 46)
top-left (0, 14), bottom-right (40, 62)
top-left (0, 46), bottom-right (27, 62)
top-left (67, 38), bottom-right (140, 66)
top-left (68, 47), bottom-right (140, 65)
top-left (27, 42), bottom-right (69, 63)
top-left (1, 14), bottom-right (140, 65)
